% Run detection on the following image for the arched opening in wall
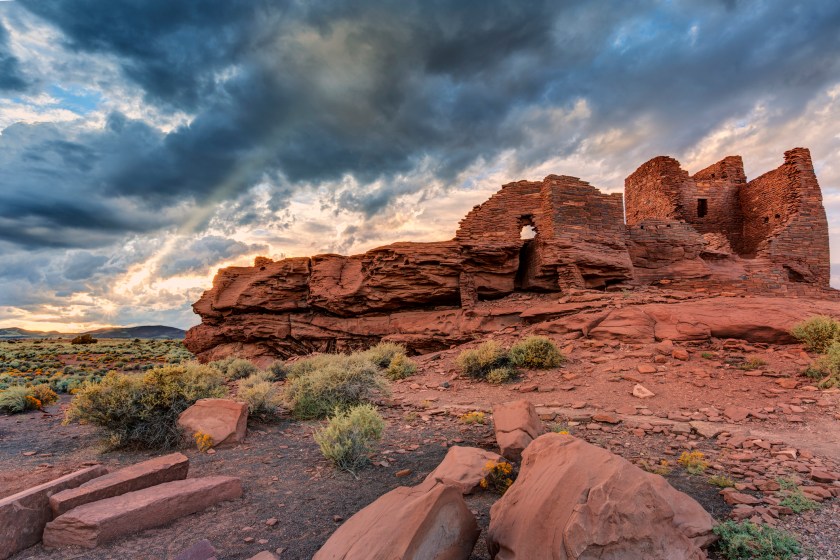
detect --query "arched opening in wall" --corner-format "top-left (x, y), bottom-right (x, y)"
top-left (515, 215), bottom-right (538, 290)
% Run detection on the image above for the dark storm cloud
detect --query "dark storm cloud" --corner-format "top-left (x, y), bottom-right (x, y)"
top-left (0, 20), bottom-right (27, 90)
top-left (3, 0), bottom-right (840, 247)
top-left (157, 235), bottom-right (268, 278)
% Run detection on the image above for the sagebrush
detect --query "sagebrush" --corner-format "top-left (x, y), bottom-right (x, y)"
top-left (65, 362), bottom-right (226, 449)
top-left (314, 404), bottom-right (384, 475)
top-left (509, 336), bottom-right (565, 368)
top-left (283, 354), bottom-right (388, 419)
top-left (456, 341), bottom-right (514, 382)
top-left (237, 371), bottom-right (283, 420)
top-left (712, 520), bottom-right (800, 560)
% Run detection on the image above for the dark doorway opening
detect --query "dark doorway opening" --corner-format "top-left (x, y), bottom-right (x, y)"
top-left (515, 215), bottom-right (537, 290)
top-left (697, 198), bottom-right (708, 218)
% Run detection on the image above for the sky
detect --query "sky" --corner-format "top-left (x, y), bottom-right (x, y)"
top-left (1, 0), bottom-right (839, 332)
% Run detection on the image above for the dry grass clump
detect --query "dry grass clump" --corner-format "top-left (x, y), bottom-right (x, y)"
top-left (65, 362), bottom-right (225, 449)
top-left (384, 353), bottom-right (417, 380)
top-left (209, 357), bottom-right (259, 380)
top-left (314, 404), bottom-right (385, 475)
top-left (805, 341), bottom-right (840, 388)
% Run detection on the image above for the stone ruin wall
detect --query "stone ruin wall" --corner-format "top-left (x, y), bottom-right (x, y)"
top-left (624, 147), bottom-right (830, 292)
top-left (186, 147), bottom-right (834, 359)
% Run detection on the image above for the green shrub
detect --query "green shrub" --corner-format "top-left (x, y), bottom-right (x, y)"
top-left (509, 336), bottom-right (565, 368)
top-left (791, 315), bottom-right (840, 353)
top-left (486, 365), bottom-right (518, 384)
top-left (65, 362), bottom-right (226, 449)
top-left (713, 520), bottom-right (801, 560)
top-left (237, 372), bottom-right (283, 421)
top-left (361, 342), bottom-right (407, 369)
top-left (385, 353), bottom-right (417, 380)
top-left (314, 404), bottom-right (384, 475)
top-left (283, 354), bottom-right (388, 420)
top-left (806, 341), bottom-right (840, 388)
top-left (777, 478), bottom-right (819, 513)
top-left (456, 341), bottom-right (510, 380)
top-left (0, 386), bottom-right (37, 413)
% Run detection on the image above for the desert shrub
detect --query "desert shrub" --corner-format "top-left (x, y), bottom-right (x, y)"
top-left (361, 342), bottom-right (407, 369)
top-left (480, 460), bottom-right (515, 495)
top-left (283, 354), bottom-right (388, 420)
top-left (31, 384), bottom-right (58, 406)
top-left (65, 362), bottom-right (226, 449)
top-left (736, 356), bottom-right (767, 371)
top-left (223, 358), bottom-right (258, 380)
top-left (71, 334), bottom-right (97, 345)
top-left (713, 520), bottom-right (800, 560)
top-left (0, 386), bottom-right (38, 413)
top-left (677, 450), bottom-right (708, 475)
top-left (194, 431), bottom-right (214, 452)
top-left (314, 404), bottom-right (384, 475)
top-left (805, 341), bottom-right (840, 388)
top-left (384, 353), bottom-right (417, 380)
top-left (708, 474), bottom-right (735, 488)
top-left (263, 360), bottom-right (288, 380)
top-left (790, 315), bottom-right (840, 353)
top-left (486, 365), bottom-right (518, 384)
top-left (456, 341), bottom-right (510, 380)
top-left (459, 411), bottom-right (485, 424)
top-left (237, 371), bottom-right (283, 420)
top-left (508, 336), bottom-right (565, 368)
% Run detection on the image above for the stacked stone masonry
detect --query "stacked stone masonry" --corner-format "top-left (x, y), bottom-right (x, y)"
top-left (185, 148), bottom-right (834, 360)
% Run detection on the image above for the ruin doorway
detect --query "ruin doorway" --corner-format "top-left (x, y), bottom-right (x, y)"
top-left (515, 216), bottom-right (537, 290)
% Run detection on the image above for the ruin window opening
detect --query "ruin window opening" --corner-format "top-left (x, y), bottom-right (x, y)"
top-left (763, 216), bottom-right (769, 224)
top-left (697, 198), bottom-right (708, 218)
top-left (519, 215), bottom-right (537, 240)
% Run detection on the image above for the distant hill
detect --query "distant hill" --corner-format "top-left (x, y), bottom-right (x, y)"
top-left (0, 325), bottom-right (186, 340)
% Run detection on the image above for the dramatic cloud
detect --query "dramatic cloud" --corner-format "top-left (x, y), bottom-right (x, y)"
top-left (0, 0), bottom-right (839, 330)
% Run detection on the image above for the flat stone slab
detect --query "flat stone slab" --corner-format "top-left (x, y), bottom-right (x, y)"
top-left (43, 476), bottom-right (242, 549)
top-left (0, 465), bottom-right (108, 560)
top-left (50, 452), bottom-right (190, 516)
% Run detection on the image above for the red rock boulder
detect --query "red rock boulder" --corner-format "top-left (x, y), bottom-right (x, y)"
top-left (418, 446), bottom-right (504, 494)
top-left (492, 400), bottom-right (544, 461)
top-left (313, 484), bottom-right (479, 560)
top-left (178, 399), bottom-right (247, 447)
top-left (487, 434), bottom-right (715, 559)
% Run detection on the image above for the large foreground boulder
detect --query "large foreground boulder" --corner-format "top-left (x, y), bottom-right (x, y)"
top-left (43, 476), bottom-right (242, 549)
top-left (0, 465), bottom-right (107, 560)
top-left (313, 484), bottom-right (479, 560)
top-left (178, 399), bottom-right (248, 447)
top-left (487, 434), bottom-right (715, 559)
top-left (50, 452), bottom-right (189, 516)
top-left (492, 399), bottom-right (544, 461)
top-left (419, 446), bottom-right (504, 494)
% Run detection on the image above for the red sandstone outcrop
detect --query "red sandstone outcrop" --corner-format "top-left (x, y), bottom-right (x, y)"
top-left (486, 434), bottom-right (715, 559)
top-left (418, 446), bottom-right (505, 494)
top-left (492, 400), bottom-right (544, 461)
top-left (185, 148), bottom-right (836, 361)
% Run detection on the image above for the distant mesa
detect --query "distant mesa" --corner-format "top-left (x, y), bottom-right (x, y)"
top-left (0, 326), bottom-right (186, 340)
top-left (185, 148), bottom-right (835, 362)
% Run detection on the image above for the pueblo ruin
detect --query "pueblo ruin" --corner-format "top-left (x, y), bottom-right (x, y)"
top-left (185, 148), bottom-right (834, 361)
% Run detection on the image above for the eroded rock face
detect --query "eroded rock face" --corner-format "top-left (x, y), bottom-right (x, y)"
top-left (487, 434), bottom-right (715, 560)
top-left (313, 484), bottom-right (479, 560)
top-left (185, 149), bottom-right (836, 361)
